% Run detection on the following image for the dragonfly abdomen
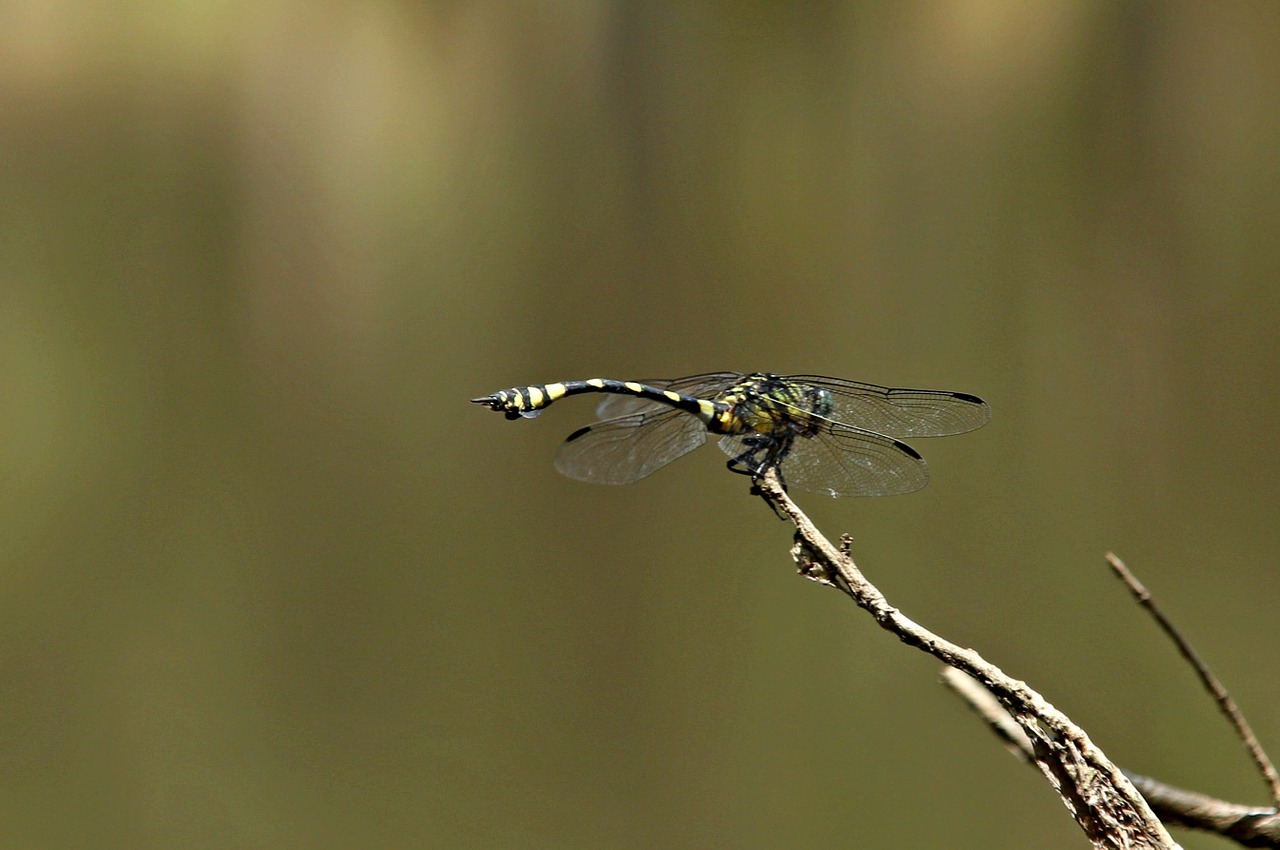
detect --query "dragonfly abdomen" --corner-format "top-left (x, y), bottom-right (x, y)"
top-left (471, 378), bottom-right (719, 422)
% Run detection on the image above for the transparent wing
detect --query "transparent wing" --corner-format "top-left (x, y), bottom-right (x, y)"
top-left (785, 375), bottom-right (990, 438)
top-left (555, 408), bottom-right (709, 485)
top-left (717, 424), bottom-right (929, 498)
top-left (592, 372), bottom-right (741, 419)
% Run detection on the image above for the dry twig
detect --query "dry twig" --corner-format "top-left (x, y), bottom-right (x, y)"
top-left (1105, 552), bottom-right (1280, 808)
top-left (943, 553), bottom-right (1280, 848)
top-left (754, 470), bottom-right (1177, 850)
top-left (945, 667), bottom-right (1280, 848)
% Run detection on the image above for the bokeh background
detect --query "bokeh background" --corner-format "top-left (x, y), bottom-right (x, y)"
top-left (3, 2), bottom-right (1278, 848)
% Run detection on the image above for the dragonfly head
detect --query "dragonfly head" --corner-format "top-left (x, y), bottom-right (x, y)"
top-left (789, 384), bottom-right (834, 437)
top-left (812, 386), bottom-right (835, 419)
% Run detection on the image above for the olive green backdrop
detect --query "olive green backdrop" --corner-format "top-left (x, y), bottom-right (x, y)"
top-left (2, 3), bottom-right (1278, 848)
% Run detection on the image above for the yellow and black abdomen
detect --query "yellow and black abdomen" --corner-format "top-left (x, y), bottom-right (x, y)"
top-left (471, 378), bottom-right (717, 422)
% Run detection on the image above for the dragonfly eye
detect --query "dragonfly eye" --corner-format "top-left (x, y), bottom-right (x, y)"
top-left (813, 387), bottom-right (835, 419)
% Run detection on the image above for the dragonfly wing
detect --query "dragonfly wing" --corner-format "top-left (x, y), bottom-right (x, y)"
top-left (786, 375), bottom-right (990, 438)
top-left (556, 409), bottom-right (709, 485)
top-left (718, 424), bottom-right (929, 497)
top-left (593, 372), bottom-right (741, 419)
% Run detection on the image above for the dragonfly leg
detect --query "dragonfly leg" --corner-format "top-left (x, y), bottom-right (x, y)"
top-left (725, 435), bottom-right (771, 479)
top-left (749, 479), bottom-right (789, 520)
top-left (727, 435), bottom-right (792, 519)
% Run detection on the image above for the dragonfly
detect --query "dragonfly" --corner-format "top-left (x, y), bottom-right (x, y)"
top-left (471, 372), bottom-right (989, 497)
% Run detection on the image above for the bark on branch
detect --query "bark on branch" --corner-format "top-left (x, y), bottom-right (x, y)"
top-left (754, 469), bottom-right (1178, 850)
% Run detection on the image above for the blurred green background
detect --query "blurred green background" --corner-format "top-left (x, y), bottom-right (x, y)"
top-left (2, 2), bottom-right (1278, 848)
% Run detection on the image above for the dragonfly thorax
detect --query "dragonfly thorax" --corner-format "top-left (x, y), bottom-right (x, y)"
top-left (711, 374), bottom-right (834, 439)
